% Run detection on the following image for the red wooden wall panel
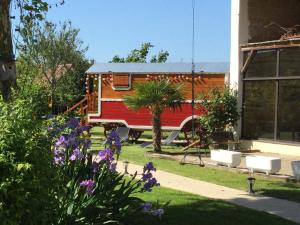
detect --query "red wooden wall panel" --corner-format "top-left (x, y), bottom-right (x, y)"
top-left (90, 101), bottom-right (206, 128)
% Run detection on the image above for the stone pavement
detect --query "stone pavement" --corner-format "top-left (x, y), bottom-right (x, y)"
top-left (117, 163), bottom-right (300, 224)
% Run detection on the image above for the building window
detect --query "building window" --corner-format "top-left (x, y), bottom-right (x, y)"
top-left (245, 50), bottom-right (277, 78)
top-left (277, 80), bottom-right (300, 141)
top-left (112, 74), bottom-right (131, 90)
top-left (243, 81), bottom-right (275, 139)
top-left (279, 48), bottom-right (300, 77)
top-left (242, 48), bottom-right (300, 142)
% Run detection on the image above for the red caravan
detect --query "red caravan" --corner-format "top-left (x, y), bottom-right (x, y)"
top-left (85, 63), bottom-right (229, 131)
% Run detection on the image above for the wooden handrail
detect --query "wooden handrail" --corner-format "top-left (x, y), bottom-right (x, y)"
top-left (64, 96), bottom-right (87, 115)
top-left (64, 92), bottom-right (98, 115)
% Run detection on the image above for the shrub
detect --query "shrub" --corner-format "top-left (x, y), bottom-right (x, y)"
top-left (198, 86), bottom-right (240, 133)
top-left (18, 84), bottom-right (51, 116)
top-left (0, 97), bottom-right (58, 225)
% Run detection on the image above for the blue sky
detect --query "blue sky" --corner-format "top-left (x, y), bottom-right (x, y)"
top-left (31, 0), bottom-right (231, 63)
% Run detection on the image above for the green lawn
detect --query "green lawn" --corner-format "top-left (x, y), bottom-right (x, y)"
top-left (131, 186), bottom-right (298, 225)
top-left (91, 126), bottom-right (202, 153)
top-left (90, 126), bottom-right (300, 203)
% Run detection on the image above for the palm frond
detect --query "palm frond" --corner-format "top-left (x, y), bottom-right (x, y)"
top-left (124, 78), bottom-right (185, 113)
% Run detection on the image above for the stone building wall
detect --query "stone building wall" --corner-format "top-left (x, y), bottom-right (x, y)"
top-left (248, 0), bottom-right (300, 42)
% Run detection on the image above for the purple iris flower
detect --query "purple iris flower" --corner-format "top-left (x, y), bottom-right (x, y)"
top-left (143, 162), bottom-right (156, 173)
top-left (79, 125), bottom-right (92, 133)
top-left (142, 202), bottom-right (152, 212)
top-left (110, 131), bottom-right (121, 143)
top-left (98, 149), bottom-right (114, 162)
top-left (152, 208), bottom-right (164, 219)
top-left (109, 163), bottom-right (117, 172)
top-left (141, 178), bottom-right (159, 192)
top-left (55, 136), bottom-right (66, 147)
top-left (69, 130), bottom-right (79, 139)
top-left (83, 139), bottom-right (91, 149)
top-left (80, 179), bottom-right (95, 194)
top-left (54, 149), bottom-right (65, 166)
top-left (109, 130), bottom-right (119, 140)
top-left (141, 172), bottom-right (153, 182)
top-left (69, 154), bottom-right (76, 161)
top-left (69, 148), bottom-right (84, 161)
top-left (70, 140), bottom-right (80, 149)
top-left (66, 118), bottom-right (80, 129)
top-left (106, 130), bottom-right (122, 154)
top-left (91, 161), bottom-right (99, 173)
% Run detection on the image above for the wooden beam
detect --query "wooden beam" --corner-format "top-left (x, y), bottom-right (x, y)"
top-left (241, 50), bottom-right (256, 74)
top-left (241, 43), bottom-right (300, 52)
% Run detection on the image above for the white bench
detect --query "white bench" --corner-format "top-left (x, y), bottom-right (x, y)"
top-left (210, 149), bottom-right (242, 168)
top-left (246, 155), bottom-right (281, 175)
top-left (291, 161), bottom-right (300, 181)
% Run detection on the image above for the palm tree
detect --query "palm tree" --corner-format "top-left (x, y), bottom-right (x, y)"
top-left (124, 78), bottom-right (184, 152)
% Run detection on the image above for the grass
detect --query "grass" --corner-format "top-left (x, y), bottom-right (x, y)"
top-left (131, 186), bottom-right (298, 225)
top-left (91, 126), bottom-right (299, 224)
top-left (90, 126), bottom-right (300, 203)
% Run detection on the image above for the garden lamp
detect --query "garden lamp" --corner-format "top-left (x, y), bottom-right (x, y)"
top-left (123, 161), bottom-right (129, 174)
top-left (247, 177), bottom-right (256, 194)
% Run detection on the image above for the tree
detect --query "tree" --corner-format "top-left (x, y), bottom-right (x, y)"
top-left (110, 42), bottom-right (169, 63)
top-left (124, 79), bottom-right (184, 152)
top-left (18, 21), bottom-right (90, 113)
top-left (0, 0), bottom-right (16, 100)
top-left (0, 0), bottom-right (63, 100)
top-left (150, 50), bottom-right (170, 63)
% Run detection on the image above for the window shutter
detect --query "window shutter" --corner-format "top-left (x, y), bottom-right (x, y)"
top-left (113, 74), bottom-right (129, 87)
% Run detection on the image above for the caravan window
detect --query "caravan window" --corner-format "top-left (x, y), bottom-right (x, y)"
top-left (112, 74), bottom-right (131, 90)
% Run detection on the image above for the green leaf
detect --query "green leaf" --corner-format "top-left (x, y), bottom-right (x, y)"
top-left (67, 202), bottom-right (74, 215)
top-left (16, 163), bottom-right (31, 171)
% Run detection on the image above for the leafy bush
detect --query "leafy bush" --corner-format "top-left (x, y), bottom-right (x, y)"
top-left (19, 84), bottom-right (51, 116)
top-left (51, 118), bottom-right (162, 225)
top-left (0, 97), bottom-right (58, 225)
top-left (0, 96), bottom-right (163, 225)
top-left (198, 86), bottom-right (240, 133)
